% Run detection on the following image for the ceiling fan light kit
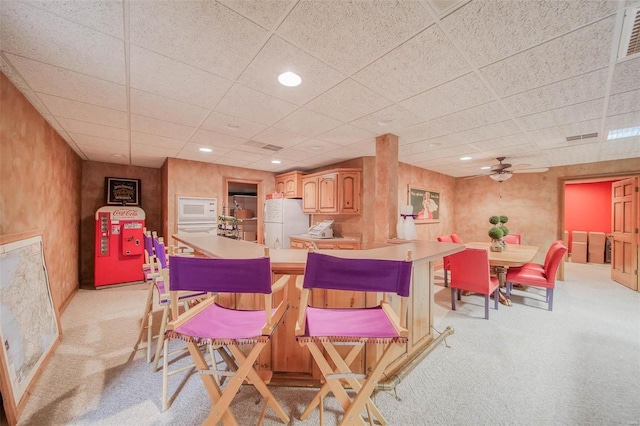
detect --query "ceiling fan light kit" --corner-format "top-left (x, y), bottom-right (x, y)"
top-left (486, 156), bottom-right (548, 181)
top-left (490, 172), bottom-right (513, 182)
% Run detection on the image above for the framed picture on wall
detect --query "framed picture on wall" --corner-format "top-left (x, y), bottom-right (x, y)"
top-left (408, 186), bottom-right (440, 223)
top-left (105, 177), bottom-right (141, 206)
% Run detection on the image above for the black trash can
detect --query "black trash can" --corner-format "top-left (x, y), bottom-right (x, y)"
top-left (605, 235), bottom-right (612, 264)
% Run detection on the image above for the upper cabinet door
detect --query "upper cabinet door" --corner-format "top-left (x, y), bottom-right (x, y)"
top-left (302, 177), bottom-right (318, 212)
top-left (318, 173), bottom-right (338, 213)
top-left (338, 171), bottom-right (360, 214)
top-left (275, 171), bottom-right (304, 198)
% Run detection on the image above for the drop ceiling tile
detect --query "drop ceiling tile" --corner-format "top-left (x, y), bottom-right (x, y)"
top-left (0, 55), bottom-right (50, 114)
top-left (79, 142), bottom-right (129, 156)
top-left (130, 46), bottom-right (232, 110)
top-left (274, 108), bottom-right (343, 137)
top-left (176, 151), bottom-right (224, 165)
top-left (57, 117), bottom-right (128, 141)
top-left (607, 89), bottom-right (640, 116)
top-left (610, 56), bottom-right (640, 95)
top-left (1, 1), bottom-right (125, 83)
top-left (350, 104), bottom-right (425, 134)
top-left (218, 0), bottom-right (294, 30)
top-left (128, 156), bottom-right (167, 168)
top-left (431, 101), bottom-right (511, 134)
top-left (542, 142), bottom-right (601, 166)
top-left (252, 127), bottom-right (307, 147)
top-left (41, 114), bottom-right (71, 140)
top-left (395, 120), bottom-right (451, 145)
top-left (131, 143), bottom-right (179, 158)
top-left (130, 89), bottom-right (210, 128)
top-left (85, 152), bottom-right (130, 165)
top-left (191, 129), bottom-right (248, 149)
top-left (400, 72), bottom-right (494, 121)
top-left (215, 84), bottom-right (298, 126)
top-left (269, 148), bottom-right (309, 161)
top-left (200, 111), bottom-right (266, 139)
top-left (179, 142), bottom-right (231, 156)
top-left (305, 79), bottom-right (392, 122)
top-left (131, 115), bottom-right (195, 141)
top-left (517, 98), bottom-right (604, 132)
top-left (277, 1), bottom-right (431, 74)
top-left (605, 111), bottom-right (640, 131)
top-left (451, 120), bottom-right (522, 144)
top-left (131, 131), bottom-right (187, 150)
top-left (479, 17), bottom-right (615, 97)
top-left (38, 93), bottom-right (128, 129)
top-left (315, 125), bottom-right (377, 146)
top-left (290, 138), bottom-right (345, 154)
top-left (129, 0), bottom-right (268, 80)
top-left (354, 25), bottom-right (471, 102)
top-left (502, 68), bottom-right (609, 117)
top-left (219, 149), bottom-right (267, 162)
top-left (528, 119), bottom-right (601, 148)
top-left (5, 53), bottom-right (126, 111)
top-left (343, 139), bottom-right (377, 157)
top-left (69, 133), bottom-right (129, 151)
top-left (442, 0), bottom-right (617, 67)
top-left (238, 35), bottom-right (346, 106)
top-left (600, 137), bottom-right (640, 160)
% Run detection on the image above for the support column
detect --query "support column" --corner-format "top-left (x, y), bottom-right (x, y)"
top-left (374, 134), bottom-right (399, 243)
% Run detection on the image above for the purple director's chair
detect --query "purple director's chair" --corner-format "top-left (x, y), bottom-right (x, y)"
top-left (134, 230), bottom-right (162, 362)
top-left (165, 250), bottom-right (290, 425)
top-left (295, 251), bottom-right (413, 425)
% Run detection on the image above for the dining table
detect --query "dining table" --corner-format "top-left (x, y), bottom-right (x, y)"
top-left (464, 242), bottom-right (539, 306)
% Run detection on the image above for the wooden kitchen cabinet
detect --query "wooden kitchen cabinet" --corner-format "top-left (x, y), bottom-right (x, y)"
top-left (302, 168), bottom-right (361, 214)
top-left (289, 236), bottom-right (361, 250)
top-left (274, 170), bottom-right (304, 198)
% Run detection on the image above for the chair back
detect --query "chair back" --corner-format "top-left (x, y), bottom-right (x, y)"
top-left (153, 237), bottom-right (168, 270)
top-left (437, 235), bottom-right (454, 270)
top-left (543, 240), bottom-right (564, 267)
top-left (448, 248), bottom-right (494, 294)
top-left (302, 252), bottom-right (412, 297)
top-left (503, 234), bottom-right (521, 244)
top-left (543, 243), bottom-right (568, 283)
top-left (144, 231), bottom-right (154, 263)
top-left (450, 233), bottom-right (462, 244)
top-left (169, 255), bottom-right (272, 294)
top-left (437, 235), bottom-right (453, 243)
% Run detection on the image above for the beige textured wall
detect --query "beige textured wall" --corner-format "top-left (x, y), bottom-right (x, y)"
top-left (454, 158), bottom-right (640, 263)
top-left (164, 158), bottom-right (276, 245)
top-left (0, 71), bottom-right (82, 311)
top-left (80, 161), bottom-right (162, 286)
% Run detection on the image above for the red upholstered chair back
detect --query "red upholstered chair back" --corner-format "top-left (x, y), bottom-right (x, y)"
top-left (543, 243), bottom-right (568, 284)
top-left (450, 233), bottom-right (462, 244)
top-left (543, 240), bottom-right (564, 267)
top-left (437, 235), bottom-right (454, 270)
top-left (448, 248), bottom-right (496, 295)
top-left (503, 234), bottom-right (521, 244)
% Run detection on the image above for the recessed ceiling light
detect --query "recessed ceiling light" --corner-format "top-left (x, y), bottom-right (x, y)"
top-left (607, 126), bottom-right (640, 140)
top-left (227, 123), bottom-right (240, 130)
top-left (310, 145), bottom-right (322, 151)
top-left (199, 147), bottom-right (213, 153)
top-left (110, 153), bottom-right (125, 158)
top-left (460, 156), bottom-right (472, 161)
top-left (271, 159), bottom-right (281, 164)
top-left (480, 166), bottom-right (491, 170)
top-left (428, 142), bottom-right (442, 147)
top-left (278, 71), bottom-right (301, 87)
top-left (377, 119), bottom-right (393, 127)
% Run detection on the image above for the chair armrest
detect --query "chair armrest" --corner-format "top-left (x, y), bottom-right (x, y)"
top-left (295, 275), bottom-right (304, 291)
top-left (381, 301), bottom-right (408, 338)
top-left (271, 274), bottom-right (290, 293)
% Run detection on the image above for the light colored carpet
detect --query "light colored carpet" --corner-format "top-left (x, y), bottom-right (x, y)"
top-left (9, 262), bottom-right (640, 425)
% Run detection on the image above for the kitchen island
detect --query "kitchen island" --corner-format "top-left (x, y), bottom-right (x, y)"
top-left (173, 233), bottom-right (463, 387)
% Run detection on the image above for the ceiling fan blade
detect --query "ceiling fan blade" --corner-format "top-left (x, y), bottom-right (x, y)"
top-left (512, 167), bottom-right (549, 174)
top-left (490, 163), bottom-right (511, 171)
top-left (506, 163), bottom-right (532, 171)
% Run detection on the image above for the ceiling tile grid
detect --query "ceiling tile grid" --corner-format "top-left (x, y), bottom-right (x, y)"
top-left (1, 0), bottom-right (639, 176)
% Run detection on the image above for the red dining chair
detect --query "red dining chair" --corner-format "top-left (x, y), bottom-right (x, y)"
top-left (503, 234), bottom-right (521, 245)
top-left (296, 250), bottom-right (413, 425)
top-left (165, 252), bottom-right (290, 424)
top-left (437, 235), bottom-right (454, 287)
top-left (449, 248), bottom-right (500, 319)
top-left (511, 240), bottom-right (564, 274)
top-left (506, 242), bottom-right (568, 311)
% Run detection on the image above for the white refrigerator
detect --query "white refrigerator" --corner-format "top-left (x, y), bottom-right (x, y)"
top-left (263, 198), bottom-right (309, 249)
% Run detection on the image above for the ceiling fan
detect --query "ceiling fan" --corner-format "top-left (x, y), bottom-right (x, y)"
top-left (487, 157), bottom-right (549, 182)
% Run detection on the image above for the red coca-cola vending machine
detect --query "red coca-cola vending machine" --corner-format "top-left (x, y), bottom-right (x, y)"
top-left (94, 206), bottom-right (146, 287)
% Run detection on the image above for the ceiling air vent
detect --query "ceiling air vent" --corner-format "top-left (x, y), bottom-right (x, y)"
top-left (244, 140), bottom-right (265, 148)
top-left (262, 144), bottom-right (283, 152)
top-left (566, 132), bottom-right (598, 142)
top-left (618, 6), bottom-right (640, 58)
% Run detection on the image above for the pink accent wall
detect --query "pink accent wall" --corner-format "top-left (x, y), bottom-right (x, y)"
top-left (564, 181), bottom-right (614, 250)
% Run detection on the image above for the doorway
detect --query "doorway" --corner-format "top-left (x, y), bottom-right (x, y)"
top-left (562, 175), bottom-right (639, 291)
top-left (224, 178), bottom-right (263, 243)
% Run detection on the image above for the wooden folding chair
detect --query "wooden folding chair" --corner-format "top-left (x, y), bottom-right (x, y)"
top-left (134, 229), bottom-right (161, 362)
top-left (295, 251), bottom-right (413, 425)
top-left (165, 250), bottom-right (290, 425)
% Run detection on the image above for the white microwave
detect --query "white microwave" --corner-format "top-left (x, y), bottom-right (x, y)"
top-left (177, 197), bottom-right (217, 224)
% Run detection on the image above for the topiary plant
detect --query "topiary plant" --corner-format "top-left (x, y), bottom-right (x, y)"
top-left (489, 216), bottom-right (500, 225)
top-left (488, 226), bottom-right (504, 240)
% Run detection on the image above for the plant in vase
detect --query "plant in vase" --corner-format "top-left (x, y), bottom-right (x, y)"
top-left (488, 215), bottom-right (510, 251)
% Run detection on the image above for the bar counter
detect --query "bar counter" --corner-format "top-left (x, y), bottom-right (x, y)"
top-left (173, 233), bottom-right (463, 387)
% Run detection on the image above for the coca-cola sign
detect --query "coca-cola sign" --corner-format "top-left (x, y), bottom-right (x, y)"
top-left (112, 209), bottom-right (141, 219)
